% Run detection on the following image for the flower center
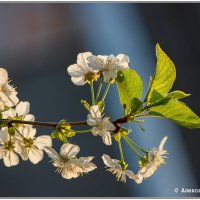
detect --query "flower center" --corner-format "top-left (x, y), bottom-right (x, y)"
top-left (85, 72), bottom-right (98, 83)
top-left (23, 138), bottom-right (34, 148)
top-left (4, 140), bottom-right (14, 150)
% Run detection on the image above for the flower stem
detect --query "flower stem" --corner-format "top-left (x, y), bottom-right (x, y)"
top-left (124, 135), bottom-right (148, 154)
top-left (90, 81), bottom-right (95, 105)
top-left (15, 128), bottom-right (26, 139)
top-left (95, 78), bottom-right (103, 103)
top-left (101, 83), bottom-right (110, 102)
top-left (118, 140), bottom-right (125, 162)
top-left (122, 135), bottom-right (143, 159)
top-left (74, 129), bottom-right (91, 133)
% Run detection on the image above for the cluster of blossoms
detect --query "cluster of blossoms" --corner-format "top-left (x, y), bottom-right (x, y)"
top-left (66, 52), bottom-right (169, 183)
top-left (67, 52), bottom-right (129, 85)
top-left (0, 50), bottom-right (170, 184)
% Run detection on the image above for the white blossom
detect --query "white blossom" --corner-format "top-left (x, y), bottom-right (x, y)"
top-left (2, 101), bottom-right (35, 125)
top-left (0, 127), bottom-right (19, 167)
top-left (67, 52), bottom-right (99, 86)
top-left (102, 154), bottom-right (138, 183)
top-left (135, 136), bottom-right (168, 184)
top-left (0, 68), bottom-right (19, 111)
top-left (44, 143), bottom-right (97, 179)
top-left (88, 54), bottom-right (129, 82)
top-left (14, 126), bottom-right (52, 164)
top-left (87, 105), bottom-right (115, 145)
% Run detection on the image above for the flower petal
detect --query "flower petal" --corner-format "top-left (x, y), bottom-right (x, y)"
top-left (102, 131), bottom-right (112, 145)
top-left (71, 76), bottom-right (85, 86)
top-left (23, 114), bottom-right (35, 122)
top-left (61, 168), bottom-right (79, 179)
top-left (0, 68), bottom-right (8, 85)
top-left (67, 64), bottom-right (84, 77)
top-left (44, 146), bottom-right (59, 160)
top-left (159, 136), bottom-right (168, 151)
top-left (0, 128), bottom-right (9, 144)
top-left (34, 135), bottom-right (52, 149)
top-left (124, 170), bottom-right (138, 181)
top-left (2, 108), bottom-right (16, 119)
top-left (3, 150), bottom-right (19, 167)
top-left (16, 101), bottom-right (30, 116)
top-left (28, 146), bottom-right (43, 164)
top-left (77, 52), bottom-right (92, 68)
top-left (60, 143), bottom-right (80, 159)
top-left (102, 154), bottom-right (116, 168)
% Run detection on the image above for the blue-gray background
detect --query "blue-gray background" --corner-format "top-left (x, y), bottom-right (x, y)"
top-left (0, 3), bottom-right (200, 197)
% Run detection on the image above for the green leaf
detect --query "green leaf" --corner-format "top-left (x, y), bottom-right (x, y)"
top-left (116, 69), bottom-right (143, 111)
top-left (149, 100), bottom-right (200, 128)
top-left (97, 100), bottom-right (105, 113)
top-left (51, 130), bottom-right (65, 141)
top-left (166, 90), bottom-right (191, 100)
top-left (81, 100), bottom-right (90, 111)
top-left (131, 98), bottom-right (143, 114)
top-left (147, 44), bottom-right (176, 103)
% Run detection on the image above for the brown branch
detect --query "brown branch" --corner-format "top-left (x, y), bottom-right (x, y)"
top-left (1, 119), bottom-right (88, 128)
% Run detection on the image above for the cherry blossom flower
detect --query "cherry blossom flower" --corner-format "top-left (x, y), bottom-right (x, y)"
top-left (14, 126), bottom-right (52, 164)
top-left (0, 127), bottom-right (19, 167)
top-left (88, 54), bottom-right (129, 82)
top-left (135, 136), bottom-right (168, 184)
top-left (67, 52), bottom-right (99, 86)
top-left (0, 68), bottom-right (19, 111)
top-left (87, 105), bottom-right (115, 145)
top-left (44, 143), bottom-right (97, 179)
top-left (102, 154), bottom-right (138, 183)
top-left (2, 101), bottom-right (35, 125)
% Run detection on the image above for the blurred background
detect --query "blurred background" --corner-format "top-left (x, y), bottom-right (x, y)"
top-left (0, 3), bottom-right (200, 197)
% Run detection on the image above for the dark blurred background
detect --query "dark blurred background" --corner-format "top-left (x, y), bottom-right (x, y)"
top-left (0, 3), bottom-right (200, 197)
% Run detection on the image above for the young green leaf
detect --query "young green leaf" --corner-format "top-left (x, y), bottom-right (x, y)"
top-left (81, 99), bottom-right (90, 111)
top-left (116, 69), bottom-right (143, 112)
top-left (166, 90), bottom-right (191, 100)
top-left (146, 44), bottom-right (176, 103)
top-left (149, 100), bottom-right (200, 128)
top-left (131, 98), bottom-right (143, 114)
top-left (97, 100), bottom-right (105, 113)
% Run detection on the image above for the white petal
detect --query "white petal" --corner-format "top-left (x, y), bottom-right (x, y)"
top-left (0, 68), bottom-right (8, 85)
top-left (0, 146), bottom-right (5, 159)
top-left (124, 170), bottom-right (138, 181)
top-left (159, 136), bottom-right (168, 151)
top-left (2, 108), bottom-right (16, 119)
top-left (23, 114), bottom-right (35, 122)
top-left (135, 173), bottom-right (143, 184)
top-left (87, 114), bottom-right (97, 126)
top-left (34, 135), bottom-right (52, 149)
top-left (21, 127), bottom-right (36, 139)
top-left (102, 70), bottom-right (117, 82)
top-left (14, 144), bottom-right (28, 161)
top-left (28, 146), bottom-right (43, 164)
top-left (60, 143), bottom-right (80, 159)
top-left (3, 150), bottom-right (19, 167)
top-left (77, 52), bottom-right (93, 68)
top-left (44, 146), bottom-right (59, 160)
top-left (67, 64), bottom-right (84, 77)
top-left (87, 56), bottom-right (103, 70)
top-left (115, 54), bottom-right (129, 70)
top-left (71, 76), bottom-right (85, 86)
top-left (91, 126), bottom-right (100, 136)
top-left (90, 105), bottom-right (101, 118)
top-left (102, 131), bottom-right (112, 145)
top-left (0, 128), bottom-right (9, 143)
top-left (6, 93), bottom-right (19, 107)
top-left (16, 101), bottom-right (30, 116)
top-left (102, 154), bottom-right (115, 167)
top-left (61, 168), bottom-right (79, 179)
